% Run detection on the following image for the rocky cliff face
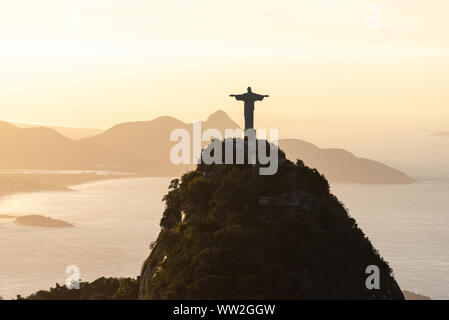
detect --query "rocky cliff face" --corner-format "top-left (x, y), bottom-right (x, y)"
top-left (139, 141), bottom-right (404, 299)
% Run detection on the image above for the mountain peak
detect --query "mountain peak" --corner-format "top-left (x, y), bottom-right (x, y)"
top-left (205, 110), bottom-right (240, 129)
top-left (139, 148), bottom-right (404, 300)
top-left (206, 109), bottom-right (228, 121)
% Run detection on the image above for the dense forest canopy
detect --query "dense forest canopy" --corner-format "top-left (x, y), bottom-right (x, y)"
top-left (21, 277), bottom-right (139, 300)
top-left (139, 140), bottom-right (404, 299)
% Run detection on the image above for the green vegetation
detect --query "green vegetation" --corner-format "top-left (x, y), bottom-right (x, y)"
top-left (139, 140), bottom-right (404, 299)
top-left (21, 277), bottom-right (139, 300)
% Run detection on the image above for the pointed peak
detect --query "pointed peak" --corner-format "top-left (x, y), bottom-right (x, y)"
top-left (205, 110), bottom-right (241, 130)
top-left (206, 110), bottom-right (231, 122)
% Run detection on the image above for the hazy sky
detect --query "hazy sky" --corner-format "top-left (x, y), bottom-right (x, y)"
top-left (1, 0), bottom-right (448, 142)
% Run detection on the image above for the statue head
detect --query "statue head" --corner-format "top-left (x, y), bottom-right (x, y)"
top-left (247, 87), bottom-right (252, 93)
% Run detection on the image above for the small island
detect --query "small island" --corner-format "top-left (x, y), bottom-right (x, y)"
top-left (14, 215), bottom-right (73, 228)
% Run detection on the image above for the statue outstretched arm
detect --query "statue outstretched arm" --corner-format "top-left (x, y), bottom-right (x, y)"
top-left (254, 93), bottom-right (269, 101)
top-left (229, 94), bottom-right (245, 101)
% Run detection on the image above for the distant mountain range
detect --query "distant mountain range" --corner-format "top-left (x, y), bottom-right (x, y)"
top-left (0, 111), bottom-right (414, 184)
top-left (431, 131), bottom-right (449, 137)
top-left (12, 122), bottom-right (103, 140)
top-left (278, 139), bottom-right (414, 184)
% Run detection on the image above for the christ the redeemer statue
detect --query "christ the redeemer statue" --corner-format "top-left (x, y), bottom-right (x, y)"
top-left (230, 87), bottom-right (269, 130)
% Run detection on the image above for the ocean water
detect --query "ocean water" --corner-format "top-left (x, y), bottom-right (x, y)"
top-left (0, 174), bottom-right (448, 299)
top-left (0, 169), bottom-right (133, 175)
top-left (0, 177), bottom-right (171, 299)
top-left (331, 177), bottom-right (449, 300)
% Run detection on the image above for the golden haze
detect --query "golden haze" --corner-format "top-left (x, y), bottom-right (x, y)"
top-left (0, 0), bottom-right (448, 143)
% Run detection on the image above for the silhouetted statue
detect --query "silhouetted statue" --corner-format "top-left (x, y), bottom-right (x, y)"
top-left (230, 87), bottom-right (269, 130)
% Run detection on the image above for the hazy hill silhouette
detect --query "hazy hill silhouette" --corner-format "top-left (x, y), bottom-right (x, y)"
top-left (0, 112), bottom-right (414, 183)
top-left (13, 122), bottom-right (103, 140)
top-left (76, 110), bottom-right (240, 175)
top-left (0, 121), bottom-right (75, 169)
top-left (279, 139), bottom-right (414, 184)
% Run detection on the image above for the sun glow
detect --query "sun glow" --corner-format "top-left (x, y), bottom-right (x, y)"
top-left (0, 0), bottom-right (448, 139)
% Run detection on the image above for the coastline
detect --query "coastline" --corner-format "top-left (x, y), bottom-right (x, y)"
top-left (0, 172), bottom-right (135, 198)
